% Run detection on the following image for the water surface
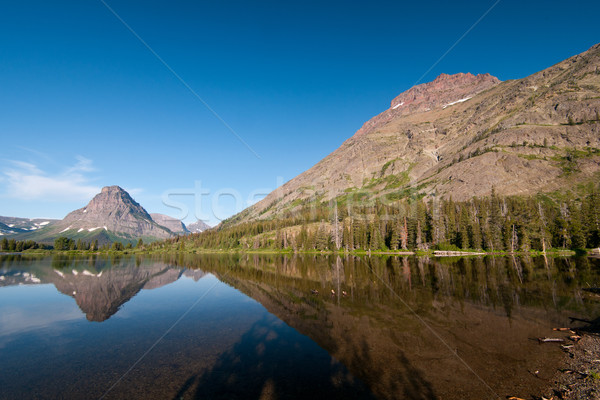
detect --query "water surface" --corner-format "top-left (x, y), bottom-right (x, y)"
top-left (1, 254), bottom-right (599, 399)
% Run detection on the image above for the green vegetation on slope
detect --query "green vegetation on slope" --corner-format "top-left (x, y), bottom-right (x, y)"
top-left (150, 185), bottom-right (600, 253)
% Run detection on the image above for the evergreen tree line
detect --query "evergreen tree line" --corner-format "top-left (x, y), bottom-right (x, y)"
top-left (159, 187), bottom-right (600, 252)
top-left (54, 237), bottom-right (100, 251)
top-left (0, 237), bottom-right (47, 252)
top-left (53, 237), bottom-right (143, 251)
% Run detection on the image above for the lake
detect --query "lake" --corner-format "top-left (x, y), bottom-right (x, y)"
top-left (1, 253), bottom-right (599, 399)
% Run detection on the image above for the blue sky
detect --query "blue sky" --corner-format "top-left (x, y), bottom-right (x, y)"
top-left (1, 0), bottom-right (599, 226)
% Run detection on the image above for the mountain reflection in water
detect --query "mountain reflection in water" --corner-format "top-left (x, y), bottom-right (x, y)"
top-left (0, 254), bottom-right (598, 399)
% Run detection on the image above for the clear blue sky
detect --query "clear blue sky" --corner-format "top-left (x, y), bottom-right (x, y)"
top-left (1, 0), bottom-right (599, 226)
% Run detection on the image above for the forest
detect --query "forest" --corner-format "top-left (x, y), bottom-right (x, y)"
top-left (155, 187), bottom-right (600, 253)
top-left (0, 238), bottom-right (48, 252)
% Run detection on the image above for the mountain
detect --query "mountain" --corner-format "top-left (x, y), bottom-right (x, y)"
top-left (187, 220), bottom-right (211, 233)
top-left (0, 216), bottom-right (58, 235)
top-left (150, 213), bottom-right (190, 235)
top-left (229, 43), bottom-right (600, 224)
top-left (13, 186), bottom-right (174, 245)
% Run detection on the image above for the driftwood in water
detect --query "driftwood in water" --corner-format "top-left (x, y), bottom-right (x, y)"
top-left (538, 337), bottom-right (566, 343)
top-left (433, 250), bottom-right (485, 256)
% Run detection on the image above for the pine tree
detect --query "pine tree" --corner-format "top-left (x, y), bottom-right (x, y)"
top-left (275, 229), bottom-right (283, 249)
top-left (298, 225), bottom-right (308, 250)
top-left (343, 220), bottom-right (353, 251)
top-left (569, 204), bottom-right (586, 249)
top-left (520, 227), bottom-right (531, 252)
top-left (415, 220), bottom-right (423, 249)
top-left (582, 188), bottom-right (600, 248)
top-left (369, 216), bottom-right (385, 250)
top-left (488, 189), bottom-right (504, 251)
top-left (430, 198), bottom-right (445, 246)
top-left (390, 219), bottom-right (400, 250)
top-left (459, 207), bottom-right (470, 249)
top-left (400, 216), bottom-right (409, 249)
top-left (554, 215), bottom-right (570, 249)
top-left (316, 223), bottom-right (329, 250)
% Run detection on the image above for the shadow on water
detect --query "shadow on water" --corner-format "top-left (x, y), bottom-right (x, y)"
top-left (344, 336), bottom-right (437, 400)
top-left (172, 315), bottom-right (387, 400)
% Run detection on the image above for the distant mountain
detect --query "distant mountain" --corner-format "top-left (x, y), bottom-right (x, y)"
top-left (187, 220), bottom-right (211, 233)
top-left (12, 186), bottom-right (174, 245)
top-left (0, 216), bottom-right (58, 235)
top-left (229, 43), bottom-right (600, 224)
top-left (150, 213), bottom-right (190, 235)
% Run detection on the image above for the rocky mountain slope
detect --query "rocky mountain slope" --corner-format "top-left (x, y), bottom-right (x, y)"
top-left (150, 213), bottom-right (190, 235)
top-left (231, 43), bottom-right (600, 224)
top-left (56, 186), bottom-right (174, 240)
top-left (13, 186), bottom-right (174, 244)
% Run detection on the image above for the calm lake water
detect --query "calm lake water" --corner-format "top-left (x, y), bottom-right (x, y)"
top-left (1, 254), bottom-right (599, 399)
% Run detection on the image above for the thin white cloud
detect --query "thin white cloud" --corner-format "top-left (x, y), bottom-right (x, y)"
top-left (8, 161), bottom-right (42, 175)
top-left (2, 157), bottom-right (100, 201)
top-left (66, 155), bottom-right (95, 174)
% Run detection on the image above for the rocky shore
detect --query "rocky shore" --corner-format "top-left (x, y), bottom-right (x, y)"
top-left (542, 324), bottom-right (600, 399)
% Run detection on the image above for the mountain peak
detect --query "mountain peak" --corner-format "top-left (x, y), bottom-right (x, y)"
top-left (389, 72), bottom-right (501, 111)
top-left (101, 185), bottom-right (126, 194)
top-left (83, 186), bottom-right (150, 219)
top-left (52, 186), bottom-right (173, 241)
top-left (354, 72), bottom-right (500, 138)
top-left (187, 220), bottom-right (211, 233)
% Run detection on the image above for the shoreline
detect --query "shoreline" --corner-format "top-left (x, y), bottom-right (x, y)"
top-left (542, 326), bottom-right (600, 399)
top-left (8, 248), bottom-right (586, 257)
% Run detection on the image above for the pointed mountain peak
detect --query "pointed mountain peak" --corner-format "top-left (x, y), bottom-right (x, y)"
top-left (81, 186), bottom-right (151, 220)
top-left (54, 186), bottom-right (173, 240)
